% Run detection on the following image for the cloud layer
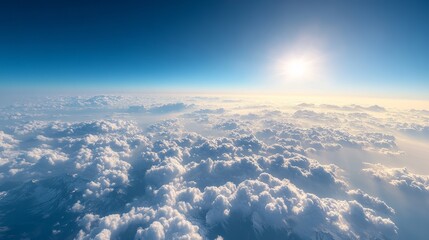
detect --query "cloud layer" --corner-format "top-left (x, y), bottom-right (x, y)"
top-left (1, 95), bottom-right (428, 239)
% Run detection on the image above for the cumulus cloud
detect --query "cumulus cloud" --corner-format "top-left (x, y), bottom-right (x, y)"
top-left (347, 189), bottom-right (395, 215)
top-left (363, 163), bottom-right (429, 195)
top-left (2, 95), bottom-right (428, 239)
top-left (77, 173), bottom-right (397, 240)
top-left (293, 109), bottom-right (340, 123)
top-left (0, 131), bottom-right (18, 151)
top-left (148, 103), bottom-right (191, 114)
top-left (127, 105), bottom-right (146, 113)
top-left (66, 95), bottom-right (125, 108)
top-left (396, 123), bottom-right (429, 139)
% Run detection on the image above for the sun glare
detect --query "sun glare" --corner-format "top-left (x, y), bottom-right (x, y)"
top-left (274, 52), bottom-right (321, 83)
top-left (285, 58), bottom-right (311, 78)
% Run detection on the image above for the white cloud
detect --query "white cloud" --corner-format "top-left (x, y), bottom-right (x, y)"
top-left (148, 103), bottom-right (191, 114)
top-left (347, 189), bottom-right (395, 215)
top-left (363, 163), bottom-right (429, 195)
top-left (2, 95), bottom-right (428, 239)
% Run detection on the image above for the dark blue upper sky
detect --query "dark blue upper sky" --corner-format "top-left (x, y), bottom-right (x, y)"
top-left (1, 0), bottom-right (428, 97)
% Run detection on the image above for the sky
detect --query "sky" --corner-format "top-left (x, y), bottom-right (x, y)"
top-left (1, 2), bottom-right (429, 238)
top-left (1, 0), bottom-right (428, 97)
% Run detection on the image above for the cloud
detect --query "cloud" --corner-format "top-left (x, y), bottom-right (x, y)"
top-left (77, 172), bottom-right (397, 240)
top-left (214, 119), bottom-right (246, 131)
top-left (0, 131), bottom-right (18, 151)
top-left (4, 94), bottom-right (429, 239)
top-left (410, 109), bottom-right (429, 115)
top-left (347, 189), bottom-right (395, 215)
top-left (297, 103), bottom-right (386, 112)
top-left (193, 108), bottom-right (225, 115)
top-left (396, 123), bottom-right (429, 139)
top-left (148, 103), bottom-right (191, 114)
top-left (293, 109), bottom-right (340, 123)
top-left (66, 95), bottom-right (124, 108)
top-left (363, 163), bottom-right (429, 195)
top-left (72, 117), bottom-right (397, 239)
top-left (127, 105), bottom-right (146, 113)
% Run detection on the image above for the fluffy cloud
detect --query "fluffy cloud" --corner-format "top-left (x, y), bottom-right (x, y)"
top-left (0, 131), bottom-right (19, 168)
top-left (148, 103), bottom-right (191, 114)
top-left (77, 173), bottom-right (397, 240)
top-left (395, 123), bottom-right (429, 139)
top-left (347, 189), bottom-right (395, 215)
top-left (2, 95), bottom-right (428, 239)
top-left (363, 163), bottom-right (429, 195)
top-left (0, 131), bottom-right (18, 151)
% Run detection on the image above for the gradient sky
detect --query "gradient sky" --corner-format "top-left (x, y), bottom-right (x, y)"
top-left (1, 0), bottom-right (428, 97)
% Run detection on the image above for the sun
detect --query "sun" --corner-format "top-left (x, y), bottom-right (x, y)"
top-left (274, 51), bottom-right (321, 82)
top-left (285, 58), bottom-right (310, 78)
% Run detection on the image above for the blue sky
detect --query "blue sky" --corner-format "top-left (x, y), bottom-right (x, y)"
top-left (1, 0), bottom-right (428, 97)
